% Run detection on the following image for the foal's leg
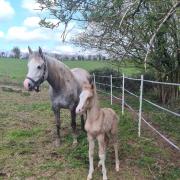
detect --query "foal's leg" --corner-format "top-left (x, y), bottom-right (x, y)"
top-left (97, 134), bottom-right (107, 180)
top-left (111, 121), bottom-right (119, 172)
top-left (87, 134), bottom-right (95, 180)
top-left (52, 106), bottom-right (61, 147)
top-left (71, 109), bottom-right (77, 145)
top-left (113, 137), bottom-right (120, 172)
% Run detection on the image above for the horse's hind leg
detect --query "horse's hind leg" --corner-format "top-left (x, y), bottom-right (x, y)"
top-left (52, 106), bottom-right (61, 147)
top-left (71, 109), bottom-right (77, 145)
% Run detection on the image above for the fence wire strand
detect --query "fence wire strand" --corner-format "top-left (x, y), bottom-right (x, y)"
top-left (93, 73), bottom-right (180, 151)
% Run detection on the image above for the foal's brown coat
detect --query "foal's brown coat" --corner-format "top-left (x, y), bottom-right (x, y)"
top-left (76, 84), bottom-right (119, 180)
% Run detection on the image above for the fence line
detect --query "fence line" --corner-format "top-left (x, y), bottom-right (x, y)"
top-left (96, 82), bottom-right (122, 89)
top-left (93, 73), bottom-right (180, 151)
top-left (143, 79), bottom-right (180, 86)
top-left (124, 100), bottom-right (180, 151)
top-left (124, 76), bottom-right (141, 81)
top-left (138, 75), bottom-right (144, 137)
top-left (124, 88), bottom-right (139, 98)
top-left (143, 98), bottom-right (180, 117)
top-left (94, 75), bottom-right (110, 78)
top-left (110, 75), bottom-right (113, 105)
top-left (124, 88), bottom-right (180, 117)
top-left (96, 82), bottom-right (111, 87)
top-left (122, 74), bottom-right (125, 115)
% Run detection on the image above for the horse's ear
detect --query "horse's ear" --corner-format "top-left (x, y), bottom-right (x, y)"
top-left (38, 46), bottom-right (43, 59)
top-left (28, 46), bottom-right (33, 54)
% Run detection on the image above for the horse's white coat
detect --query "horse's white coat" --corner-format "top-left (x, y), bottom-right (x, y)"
top-left (24, 47), bottom-right (90, 146)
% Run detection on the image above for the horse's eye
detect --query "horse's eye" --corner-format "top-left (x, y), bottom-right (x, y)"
top-left (37, 65), bottom-right (41, 69)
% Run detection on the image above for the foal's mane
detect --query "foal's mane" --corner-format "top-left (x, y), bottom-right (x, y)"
top-left (83, 83), bottom-right (98, 101)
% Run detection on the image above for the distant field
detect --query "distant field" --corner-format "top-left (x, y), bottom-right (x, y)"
top-left (0, 58), bottom-right (141, 85)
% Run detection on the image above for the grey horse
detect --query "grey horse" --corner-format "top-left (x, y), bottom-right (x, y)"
top-left (23, 47), bottom-right (90, 146)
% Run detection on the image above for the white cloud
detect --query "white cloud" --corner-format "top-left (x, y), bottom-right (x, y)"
top-left (53, 45), bottom-right (81, 55)
top-left (0, 31), bottom-right (4, 38)
top-left (6, 26), bottom-right (51, 41)
top-left (6, 20), bottom-right (82, 43)
top-left (0, 0), bottom-right (15, 20)
top-left (23, 16), bottom-right (59, 28)
top-left (23, 16), bottom-right (41, 28)
top-left (21, 0), bottom-right (42, 13)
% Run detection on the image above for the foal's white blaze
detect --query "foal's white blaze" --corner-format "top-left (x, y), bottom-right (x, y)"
top-left (76, 90), bottom-right (91, 114)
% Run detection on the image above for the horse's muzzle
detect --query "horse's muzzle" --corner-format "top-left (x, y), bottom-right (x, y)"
top-left (23, 79), bottom-right (40, 92)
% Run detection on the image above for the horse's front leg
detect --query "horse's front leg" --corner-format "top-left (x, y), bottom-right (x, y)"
top-left (52, 106), bottom-right (61, 147)
top-left (71, 109), bottom-right (77, 145)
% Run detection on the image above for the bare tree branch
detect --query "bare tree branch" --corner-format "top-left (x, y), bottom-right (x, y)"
top-left (144, 1), bottom-right (180, 70)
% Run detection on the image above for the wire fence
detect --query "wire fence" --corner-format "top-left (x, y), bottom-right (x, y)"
top-left (93, 73), bottom-right (180, 151)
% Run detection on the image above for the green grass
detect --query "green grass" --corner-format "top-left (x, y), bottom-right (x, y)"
top-left (0, 58), bottom-right (27, 85)
top-left (0, 58), bottom-right (142, 85)
top-left (0, 88), bottom-right (179, 179)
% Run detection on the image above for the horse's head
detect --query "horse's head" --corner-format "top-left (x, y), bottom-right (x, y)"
top-left (23, 46), bottom-right (48, 92)
top-left (76, 83), bottom-right (95, 114)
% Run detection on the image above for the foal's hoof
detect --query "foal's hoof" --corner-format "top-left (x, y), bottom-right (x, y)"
top-left (116, 164), bottom-right (120, 172)
top-left (87, 175), bottom-right (92, 180)
top-left (115, 161), bottom-right (120, 172)
top-left (98, 160), bottom-right (102, 167)
top-left (72, 139), bottom-right (78, 146)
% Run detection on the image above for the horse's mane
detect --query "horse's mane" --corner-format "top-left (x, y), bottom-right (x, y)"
top-left (44, 54), bottom-right (77, 90)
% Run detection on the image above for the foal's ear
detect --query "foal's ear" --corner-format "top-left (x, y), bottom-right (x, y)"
top-left (28, 46), bottom-right (33, 54)
top-left (38, 46), bottom-right (44, 59)
top-left (88, 76), bottom-right (93, 85)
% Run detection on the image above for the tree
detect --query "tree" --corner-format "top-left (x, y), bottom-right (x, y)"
top-left (37, 0), bottom-right (180, 104)
top-left (12, 46), bottom-right (21, 59)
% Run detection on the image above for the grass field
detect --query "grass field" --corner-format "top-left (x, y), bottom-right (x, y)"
top-left (0, 58), bottom-right (141, 85)
top-left (0, 58), bottom-right (179, 179)
top-left (0, 88), bottom-right (179, 179)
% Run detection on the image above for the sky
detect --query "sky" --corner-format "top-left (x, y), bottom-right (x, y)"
top-left (0, 0), bottom-right (94, 55)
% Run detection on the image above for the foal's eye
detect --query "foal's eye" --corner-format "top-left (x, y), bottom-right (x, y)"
top-left (37, 65), bottom-right (41, 69)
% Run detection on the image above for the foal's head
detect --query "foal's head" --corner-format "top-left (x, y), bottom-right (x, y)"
top-left (23, 46), bottom-right (48, 92)
top-left (76, 83), bottom-right (96, 114)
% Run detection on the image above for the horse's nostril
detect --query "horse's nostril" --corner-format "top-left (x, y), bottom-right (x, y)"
top-left (28, 83), bottom-right (31, 88)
